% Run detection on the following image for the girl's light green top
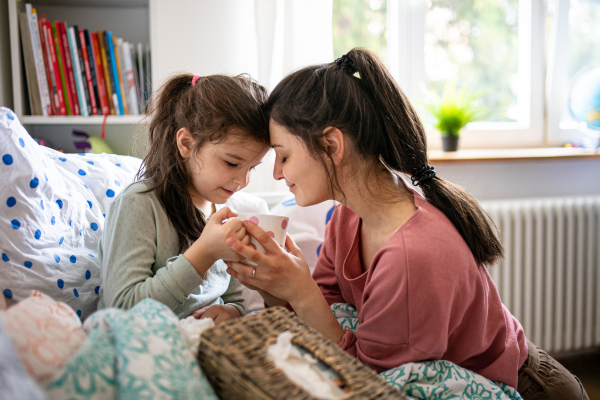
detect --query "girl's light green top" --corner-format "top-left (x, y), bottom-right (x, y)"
top-left (97, 180), bottom-right (245, 318)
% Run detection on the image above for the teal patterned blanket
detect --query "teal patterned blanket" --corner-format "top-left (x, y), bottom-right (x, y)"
top-left (45, 299), bottom-right (218, 400)
top-left (332, 303), bottom-right (523, 400)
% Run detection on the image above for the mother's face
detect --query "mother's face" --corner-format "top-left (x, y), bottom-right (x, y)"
top-left (270, 119), bottom-right (331, 207)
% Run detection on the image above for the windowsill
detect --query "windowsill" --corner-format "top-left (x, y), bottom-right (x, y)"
top-left (429, 147), bottom-right (600, 163)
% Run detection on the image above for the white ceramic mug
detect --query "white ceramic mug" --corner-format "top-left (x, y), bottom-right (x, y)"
top-left (236, 213), bottom-right (289, 266)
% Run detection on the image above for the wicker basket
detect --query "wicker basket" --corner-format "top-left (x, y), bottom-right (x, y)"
top-left (197, 306), bottom-right (404, 400)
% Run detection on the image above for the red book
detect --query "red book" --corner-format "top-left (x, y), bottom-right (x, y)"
top-left (78, 29), bottom-right (98, 115)
top-left (38, 14), bottom-right (58, 115)
top-left (45, 21), bottom-right (66, 115)
top-left (58, 22), bottom-right (80, 115)
top-left (90, 32), bottom-right (110, 115)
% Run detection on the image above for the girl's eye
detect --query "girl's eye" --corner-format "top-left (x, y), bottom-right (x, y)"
top-left (225, 161), bottom-right (238, 168)
top-left (281, 157), bottom-right (287, 163)
top-left (250, 166), bottom-right (256, 171)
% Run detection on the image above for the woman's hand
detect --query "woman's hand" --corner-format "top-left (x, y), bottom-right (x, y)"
top-left (224, 221), bottom-right (318, 307)
top-left (225, 220), bottom-right (345, 343)
top-left (192, 304), bottom-right (240, 325)
top-left (184, 207), bottom-right (250, 276)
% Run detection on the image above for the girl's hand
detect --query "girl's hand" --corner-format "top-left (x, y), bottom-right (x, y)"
top-left (192, 304), bottom-right (240, 325)
top-left (224, 221), bottom-right (317, 307)
top-left (184, 207), bottom-right (250, 276)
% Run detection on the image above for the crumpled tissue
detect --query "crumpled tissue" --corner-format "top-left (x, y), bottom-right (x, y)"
top-left (267, 331), bottom-right (345, 399)
top-left (177, 316), bottom-right (215, 353)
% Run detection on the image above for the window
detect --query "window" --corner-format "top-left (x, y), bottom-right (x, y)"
top-left (332, 0), bottom-right (388, 63)
top-left (333, 0), bottom-right (558, 149)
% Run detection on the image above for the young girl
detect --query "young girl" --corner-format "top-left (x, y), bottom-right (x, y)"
top-left (97, 73), bottom-right (270, 324)
top-left (224, 50), bottom-right (589, 399)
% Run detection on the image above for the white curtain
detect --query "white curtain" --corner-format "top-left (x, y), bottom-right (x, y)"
top-left (151, 0), bottom-right (333, 91)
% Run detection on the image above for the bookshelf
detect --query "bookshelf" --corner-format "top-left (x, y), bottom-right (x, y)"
top-left (8, 0), bottom-right (151, 124)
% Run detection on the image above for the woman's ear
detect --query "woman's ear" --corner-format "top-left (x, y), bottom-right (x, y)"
top-left (176, 128), bottom-right (194, 159)
top-left (320, 127), bottom-right (344, 166)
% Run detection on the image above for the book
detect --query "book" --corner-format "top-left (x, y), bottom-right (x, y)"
top-left (19, 11), bottom-right (43, 115)
top-left (145, 43), bottom-right (151, 110)
top-left (122, 42), bottom-right (139, 115)
top-left (45, 21), bottom-right (66, 115)
top-left (96, 31), bottom-right (115, 115)
top-left (58, 22), bottom-right (80, 115)
top-left (27, 6), bottom-right (50, 116)
top-left (68, 26), bottom-right (88, 116)
top-left (52, 22), bottom-right (71, 115)
top-left (137, 42), bottom-right (145, 112)
top-left (77, 29), bottom-right (98, 116)
top-left (128, 43), bottom-right (141, 114)
top-left (114, 37), bottom-right (129, 115)
top-left (38, 14), bottom-right (59, 115)
top-left (89, 31), bottom-right (110, 115)
top-left (105, 31), bottom-right (123, 115)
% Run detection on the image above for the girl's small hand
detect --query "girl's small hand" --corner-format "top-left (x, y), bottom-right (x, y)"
top-left (192, 304), bottom-right (240, 325)
top-left (184, 207), bottom-right (250, 276)
top-left (224, 221), bottom-right (317, 307)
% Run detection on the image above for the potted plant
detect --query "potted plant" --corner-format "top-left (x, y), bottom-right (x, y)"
top-left (422, 82), bottom-right (483, 152)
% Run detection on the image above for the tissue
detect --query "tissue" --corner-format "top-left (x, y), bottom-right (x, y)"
top-left (267, 331), bottom-right (345, 399)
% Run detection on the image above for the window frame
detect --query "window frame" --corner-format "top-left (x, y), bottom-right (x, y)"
top-left (387, 0), bottom-right (547, 150)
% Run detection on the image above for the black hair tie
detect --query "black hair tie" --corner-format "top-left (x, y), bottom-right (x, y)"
top-left (411, 165), bottom-right (436, 187)
top-left (335, 54), bottom-right (357, 74)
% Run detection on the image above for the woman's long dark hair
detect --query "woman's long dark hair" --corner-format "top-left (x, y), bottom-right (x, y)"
top-left (267, 48), bottom-right (503, 267)
top-left (137, 74), bottom-right (269, 253)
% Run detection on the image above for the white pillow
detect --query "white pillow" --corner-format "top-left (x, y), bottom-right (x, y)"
top-left (0, 107), bottom-right (141, 319)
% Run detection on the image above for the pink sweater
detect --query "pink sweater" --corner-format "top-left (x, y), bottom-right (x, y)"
top-left (312, 193), bottom-right (528, 388)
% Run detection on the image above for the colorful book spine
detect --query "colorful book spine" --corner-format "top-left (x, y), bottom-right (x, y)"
top-left (89, 31), bottom-right (110, 115)
top-left (46, 21), bottom-right (66, 115)
top-left (78, 29), bottom-right (98, 116)
top-left (122, 42), bottom-right (139, 115)
top-left (52, 22), bottom-right (71, 115)
top-left (68, 27), bottom-right (87, 116)
top-left (58, 22), bottom-right (80, 115)
top-left (38, 14), bottom-right (58, 115)
top-left (105, 31), bottom-right (123, 115)
top-left (27, 6), bottom-right (50, 116)
top-left (96, 31), bottom-right (114, 115)
top-left (114, 37), bottom-right (129, 115)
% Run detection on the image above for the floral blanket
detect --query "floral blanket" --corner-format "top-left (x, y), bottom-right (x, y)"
top-left (45, 299), bottom-right (218, 400)
top-left (331, 303), bottom-right (523, 400)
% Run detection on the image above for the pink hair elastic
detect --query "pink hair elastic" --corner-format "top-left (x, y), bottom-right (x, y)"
top-left (192, 75), bottom-right (201, 86)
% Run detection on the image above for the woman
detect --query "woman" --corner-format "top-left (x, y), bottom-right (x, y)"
top-left (224, 48), bottom-right (588, 400)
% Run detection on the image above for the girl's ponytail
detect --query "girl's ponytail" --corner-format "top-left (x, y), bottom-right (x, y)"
top-left (269, 48), bottom-right (503, 267)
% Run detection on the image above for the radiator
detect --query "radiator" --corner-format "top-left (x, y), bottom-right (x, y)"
top-left (481, 196), bottom-right (600, 353)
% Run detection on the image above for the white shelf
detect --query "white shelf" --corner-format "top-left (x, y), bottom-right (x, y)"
top-left (21, 115), bottom-right (146, 125)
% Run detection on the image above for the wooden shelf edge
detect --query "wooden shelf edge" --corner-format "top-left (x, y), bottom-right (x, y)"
top-left (429, 148), bottom-right (600, 163)
top-left (21, 115), bottom-right (148, 125)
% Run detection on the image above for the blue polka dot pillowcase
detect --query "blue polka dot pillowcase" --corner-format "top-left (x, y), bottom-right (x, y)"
top-left (0, 107), bottom-right (142, 319)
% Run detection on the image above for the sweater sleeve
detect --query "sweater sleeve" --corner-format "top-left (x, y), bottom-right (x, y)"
top-left (99, 194), bottom-right (204, 311)
top-left (221, 276), bottom-right (246, 316)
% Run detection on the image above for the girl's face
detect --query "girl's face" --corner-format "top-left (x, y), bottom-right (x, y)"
top-left (270, 120), bottom-right (331, 207)
top-left (180, 130), bottom-right (269, 205)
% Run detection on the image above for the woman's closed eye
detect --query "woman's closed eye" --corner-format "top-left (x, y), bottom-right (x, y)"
top-left (225, 161), bottom-right (238, 168)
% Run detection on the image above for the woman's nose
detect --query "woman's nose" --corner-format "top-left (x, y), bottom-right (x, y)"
top-left (273, 160), bottom-right (284, 181)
